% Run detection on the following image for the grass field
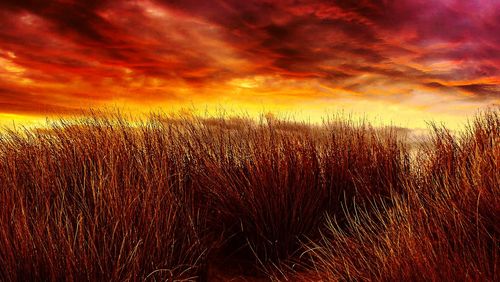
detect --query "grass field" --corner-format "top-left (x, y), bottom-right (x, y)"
top-left (0, 109), bottom-right (498, 281)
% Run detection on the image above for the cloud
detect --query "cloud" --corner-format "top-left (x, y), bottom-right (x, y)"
top-left (0, 83), bottom-right (77, 114)
top-left (0, 0), bottom-right (498, 116)
top-left (456, 83), bottom-right (500, 99)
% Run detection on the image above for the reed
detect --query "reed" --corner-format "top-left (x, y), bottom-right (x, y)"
top-left (0, 108), bottom-right (497, 281)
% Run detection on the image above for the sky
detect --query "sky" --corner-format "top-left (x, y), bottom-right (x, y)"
top-left (0, 0), bottom-right (499, 129)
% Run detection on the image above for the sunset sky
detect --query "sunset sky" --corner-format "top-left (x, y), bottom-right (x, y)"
top-left (0, 0), bottom-right (498, 128)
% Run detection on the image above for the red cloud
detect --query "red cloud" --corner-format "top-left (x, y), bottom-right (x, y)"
top-left (0, 0), bottom-right (498, 115)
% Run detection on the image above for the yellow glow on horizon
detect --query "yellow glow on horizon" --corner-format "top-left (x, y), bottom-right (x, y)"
top-left (0, 88), bottom-right (492, 132)
top-left (0, 113), bottom-right (47, 129)
top-left (0, 54), bottom-right (495, 132)
top-left (0, 71), bottom-right (493, 132)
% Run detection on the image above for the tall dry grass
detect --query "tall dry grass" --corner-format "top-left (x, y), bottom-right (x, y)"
top-left (303, 110), bottom-right (499, 281)
top-left (0, 109), bottom-right (497, 281)
top-left (0, 115), bottom-right (209, 281)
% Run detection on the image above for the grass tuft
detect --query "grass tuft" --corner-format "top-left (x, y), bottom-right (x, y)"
top-left (0, 108), bottom-right (498, 281)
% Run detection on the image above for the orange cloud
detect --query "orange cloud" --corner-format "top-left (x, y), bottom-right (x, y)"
top-left (0, 0), bottom-right (498, 128)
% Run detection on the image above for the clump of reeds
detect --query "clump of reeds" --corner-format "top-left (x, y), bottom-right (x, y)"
top-left (302, 109), bottom-right (499, 281)
top-left (0, 108), bottom-right (497, 281)
top-left (0, 114), bottom-right (210, 281)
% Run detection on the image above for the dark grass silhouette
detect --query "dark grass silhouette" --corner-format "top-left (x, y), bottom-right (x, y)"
top-left (0, 109), bottom-right (497, 281)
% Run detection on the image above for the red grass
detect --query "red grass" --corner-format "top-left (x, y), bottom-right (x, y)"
top-left (303, 109), bottom-right (499, 281)
top-left (0, 108), bottom-right (498, 281)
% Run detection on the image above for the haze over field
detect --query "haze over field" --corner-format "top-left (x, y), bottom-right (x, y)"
top-left (0, 0), bottom-right (499, 128)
